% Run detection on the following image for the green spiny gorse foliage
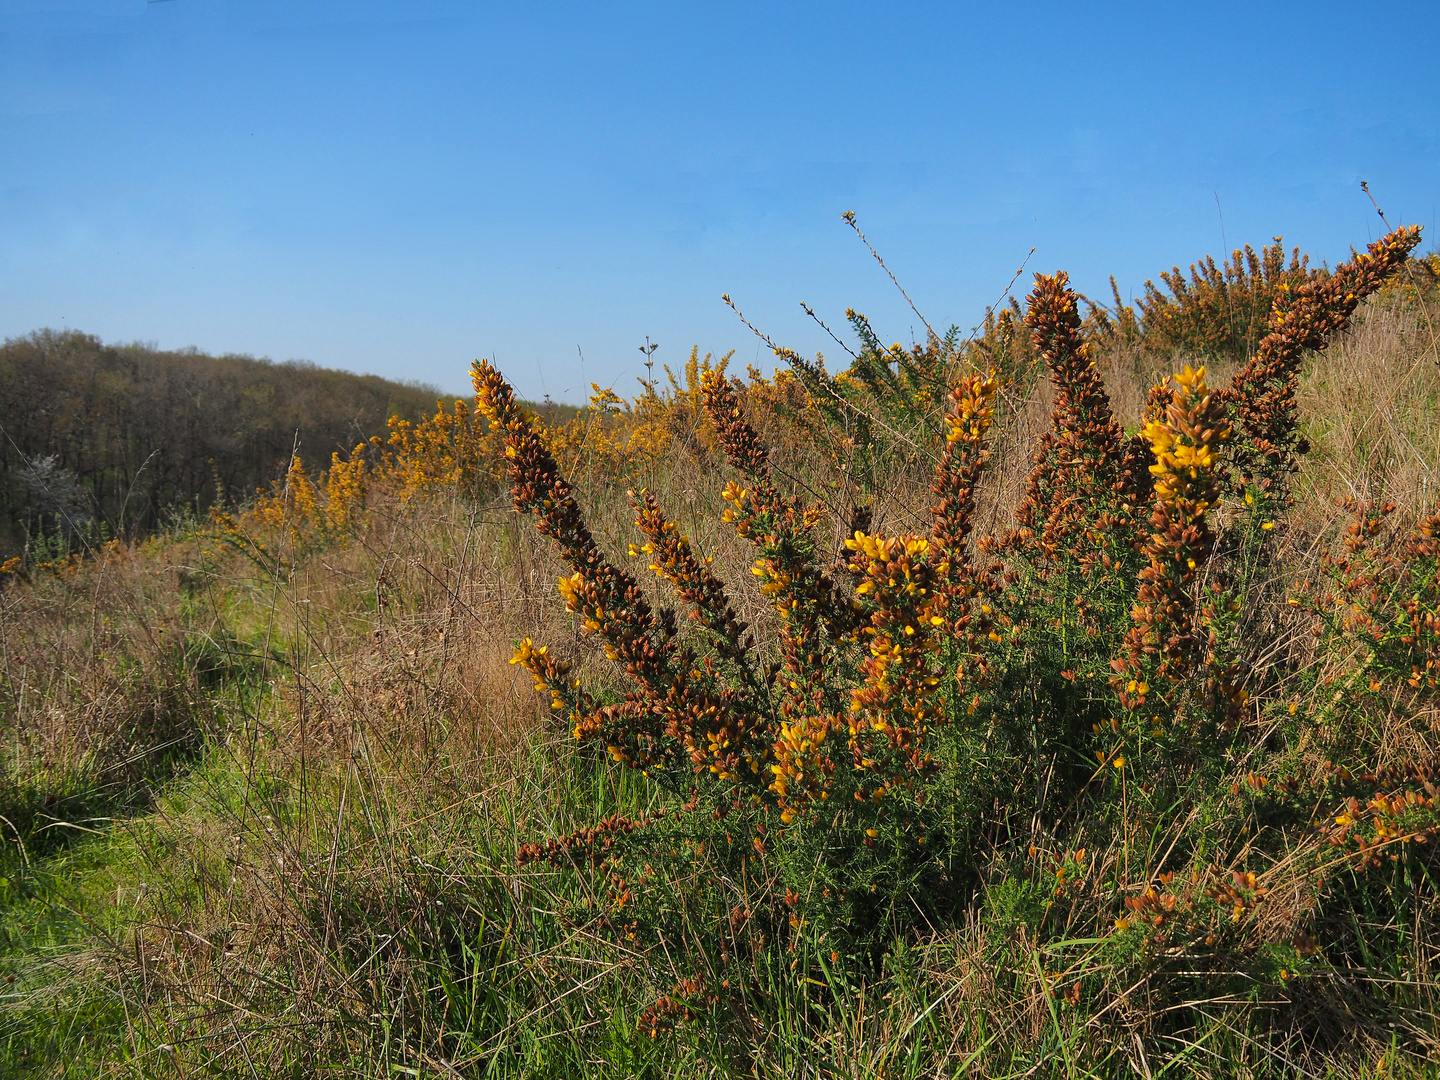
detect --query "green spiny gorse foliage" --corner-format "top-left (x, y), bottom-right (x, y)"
top-left (7, 222), bottom-right (1440, 1079)
top-left (476, 224), bottom-right (1440, 1055)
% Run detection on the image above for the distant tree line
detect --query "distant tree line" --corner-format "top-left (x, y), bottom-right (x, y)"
top-left (0, 329), bottom-right (443, 557)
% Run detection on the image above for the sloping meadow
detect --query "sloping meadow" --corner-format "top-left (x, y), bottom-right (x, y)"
top-left (3, 227), bottom-right (1440, 1077)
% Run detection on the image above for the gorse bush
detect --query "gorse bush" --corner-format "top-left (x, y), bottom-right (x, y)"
top-left (6, 220), bottom-right (1440, 1078)
top-left (471, 224), bottom-right (1440, 1054)
top-left (1118, 237), bottom-right (1314, 364)
top-left (190, 348), bottom-right (741, 577)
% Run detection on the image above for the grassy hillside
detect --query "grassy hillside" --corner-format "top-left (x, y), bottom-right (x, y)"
top-left (2, 234), bottom-right (1439, 1078)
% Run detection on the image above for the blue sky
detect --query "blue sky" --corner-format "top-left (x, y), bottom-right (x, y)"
top-left (2, 1), bottom-right (1436, 401)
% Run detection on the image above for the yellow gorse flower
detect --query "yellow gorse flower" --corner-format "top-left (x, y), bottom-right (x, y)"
top-left (1118, 363), bottom-right (1233, 701)
top-left (1143, 366), bottom-right (1231, 505)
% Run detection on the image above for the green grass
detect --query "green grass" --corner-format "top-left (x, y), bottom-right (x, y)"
top-left (2, 792), bottom-right (155, 1074)
top-left (3, 274), bottom-right (1440, 1076)
top-left (5, 718), bottom-right (1439, 1077)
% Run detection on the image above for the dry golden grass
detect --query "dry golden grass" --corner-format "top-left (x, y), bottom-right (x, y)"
top-left (1, 542), bottom-right (213, 805)
top-left (3, 262), bottom-right (1440, 1077)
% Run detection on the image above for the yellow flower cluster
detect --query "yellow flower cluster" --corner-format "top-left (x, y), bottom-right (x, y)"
top-left (848, 533), bottom-right (939, 600)
top-left (942, 373), bottom-right (998, 446)
top-left (542, 384), bottom-right (673, 484)
top-left (384, 398), bottom-right (498, 500)
top-left (768, 715), bottom-right (836, 821)
top-left (844, 530), bottom-right (946, 767)
top-left (252, 454), bottom-right (321, 540)
top-left (324, 441), bottom-right (375, 532)
top-left (1141, 365), bottom-right (1229, 512)
top-left (1118, 363), bottom-right (1232, 699)
top-left (226, 440), bottom-right (378, 560)
top-left (509, 635), bottom-right (595, 737)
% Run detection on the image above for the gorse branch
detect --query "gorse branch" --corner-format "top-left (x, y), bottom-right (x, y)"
top-left (1223, 225), bottom-right (1424, 495)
